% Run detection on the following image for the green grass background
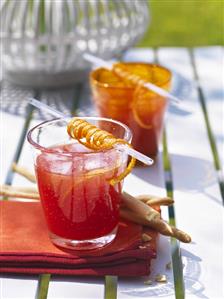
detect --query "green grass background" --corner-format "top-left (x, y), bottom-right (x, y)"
top-left (138, 0), bottom-right (224, 47)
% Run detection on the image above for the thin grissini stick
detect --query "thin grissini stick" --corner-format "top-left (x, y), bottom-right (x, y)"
top-left (8, 164), bottom-right (190, 242)
top-left (146, 198), bottom-right (174, 207)
top-left (120, 207), bottom-right (171, 233)
top-left (6, 165), bottom-right (173, 209)
top-left (169, 226), bottom-right (192, 243)
top-left (0, 184), bottom-right (172, 210)
top-left (0, 183), bottom-right (191, 242)
top-left (10, 163), bottom-right (164, 207)
top-left (2, 184), bottom-right (38, 193)
top-left (12, 163), bottom-right (36, 183)
top-left (122, 192), bottom-right (160, 220)
top-left (7, 164), bottom-right (174, 208)
top-left (120, 208), bottom-right (191, 243)
top-left (11, 163), bottom-right (169, 208)
top-left (141, 233), bottom-right (152, 242)
top-left (0, 186), bottom-right (169, 210)
top-left (8, 164), bottom-right (173, 208)
top-left (148, 219), bottom-right (191, 243)
top-left (136, 195), bottom-right (174, 206)
top-left (0, 185), bottom-right (39, 200)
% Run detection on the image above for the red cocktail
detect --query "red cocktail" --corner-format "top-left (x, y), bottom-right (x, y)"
top-left (28, 117), bottom-right (131, 250)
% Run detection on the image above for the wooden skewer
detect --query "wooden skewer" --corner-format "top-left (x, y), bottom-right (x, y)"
top-left (12, 163), bottom-right (36, 183)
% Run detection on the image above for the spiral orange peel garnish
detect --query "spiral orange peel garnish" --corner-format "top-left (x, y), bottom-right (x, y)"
top-left (113, 62), bottom-right (167, 130)
top-left (67, 118), bottom-right (136, 185)
top-left (113, 63), bottom-right (156, 129)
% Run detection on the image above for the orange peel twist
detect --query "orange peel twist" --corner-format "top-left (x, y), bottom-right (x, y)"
top-left (113, 63), bottom-right (154, 129)
top-left (67, 118), bottom-right (136, 185)
top-left (113, 63), bottom-right (150, 87)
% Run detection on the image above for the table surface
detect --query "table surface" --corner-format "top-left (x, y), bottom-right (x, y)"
top-left (0, 46), bottom-right (223, 299)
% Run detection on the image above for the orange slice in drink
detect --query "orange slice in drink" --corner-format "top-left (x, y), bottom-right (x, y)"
top-left (132, 86), bottom-right (167, 129)
top-left (113, 63), bottom-right (171, 129)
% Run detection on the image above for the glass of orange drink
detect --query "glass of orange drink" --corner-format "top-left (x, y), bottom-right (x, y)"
top-left (90, 63), bottom-right (171, 159)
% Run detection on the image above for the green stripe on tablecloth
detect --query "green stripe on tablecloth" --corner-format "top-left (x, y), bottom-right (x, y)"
top-left (163, 129), bottom-right (185, 299)
top-left (35, 274), bottom-right (51, 299)
top-left (190, 49), bottom-right (224, 202)
top-left (104, 276), bottom-right (118, 299)
top-left (2, 90), bottom-right (52, 298)
top-left (70, 83), bottom-right (84, 115)
top-left (154, 47), bottom-right (185, 299)
top-left (4, 102), bottom-right (34, 186)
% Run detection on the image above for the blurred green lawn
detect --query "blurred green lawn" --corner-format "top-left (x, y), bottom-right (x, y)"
top-left (138, 0), bottom-right (224, 47)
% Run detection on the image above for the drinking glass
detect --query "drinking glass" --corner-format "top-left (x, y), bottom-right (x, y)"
top-left (27, 117), bottom-right (132, 250)
top-left (90, 63), bottom-right (171, 159)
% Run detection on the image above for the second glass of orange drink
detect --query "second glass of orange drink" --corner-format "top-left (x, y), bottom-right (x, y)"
top-left (90, 63), bottom-right (171, 159)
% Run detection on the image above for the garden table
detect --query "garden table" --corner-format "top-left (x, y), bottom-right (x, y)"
top-left (0, 46), bottom-right (223, 299)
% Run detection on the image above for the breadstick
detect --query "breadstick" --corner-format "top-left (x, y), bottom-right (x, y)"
top-left (169, 226), bottom-right (191, 243)
top-left (122, 192), bottom-right (160, 220)
top-left (0, 185), bottom-right (39, 200)
top-left (12, 163), bottom-right (36, 183)
top-left (120, 207), bottom-right (191, 243)
top-left (146, 198), bottom-right (174, 206)
top-left (2, 184), bottom-right (38, 193)
top-left (136, 194), bottom-right (174, 206)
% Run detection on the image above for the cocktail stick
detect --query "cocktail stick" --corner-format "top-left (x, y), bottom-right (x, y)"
top-left (29, 98), bottom-right (154, 166)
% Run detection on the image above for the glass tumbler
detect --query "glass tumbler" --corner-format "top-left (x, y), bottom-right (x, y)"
top-left (27, 117), bottom-right (132, 250)
top-left (90, 63), bottom-right (171, 159)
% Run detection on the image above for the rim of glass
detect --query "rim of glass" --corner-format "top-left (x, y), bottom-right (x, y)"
top-left (90, 62), bottom-right (172, 90)
top-left (27, 116), bottom-right (132, 156)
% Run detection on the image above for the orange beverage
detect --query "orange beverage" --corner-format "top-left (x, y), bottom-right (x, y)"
top-left (90, 63), bottom-right (171, 158)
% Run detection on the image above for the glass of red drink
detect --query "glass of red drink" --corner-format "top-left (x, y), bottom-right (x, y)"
top-left (27, 117), bottom-right (132, 250)
top-left (90, 63), bottom-right (171, 159)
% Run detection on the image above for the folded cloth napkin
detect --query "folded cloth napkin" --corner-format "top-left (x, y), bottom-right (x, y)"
top-left (0, 201), bottom-right (157, 276)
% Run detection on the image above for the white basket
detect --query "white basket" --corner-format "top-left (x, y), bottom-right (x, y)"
top-left (0, 0), bottom-right (150, 87)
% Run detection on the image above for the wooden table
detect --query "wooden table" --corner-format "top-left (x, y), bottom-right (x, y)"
top-left (1, 47), bottom-right (223, 299)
